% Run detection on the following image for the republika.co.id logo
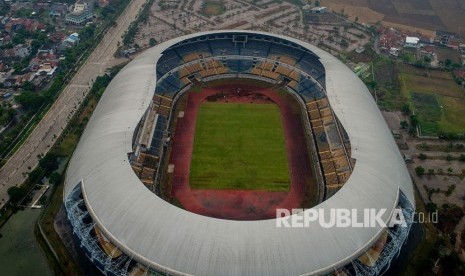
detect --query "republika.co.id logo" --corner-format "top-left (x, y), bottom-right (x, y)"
top-left (276, 208), bottom-right (415, 228)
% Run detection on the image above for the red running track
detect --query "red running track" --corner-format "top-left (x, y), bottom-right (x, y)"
top-left (169, 85), bottom-right (314, 220)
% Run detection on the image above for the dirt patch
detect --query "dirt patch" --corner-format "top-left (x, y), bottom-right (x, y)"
top-left (322, 0), bottom-right (384, 24)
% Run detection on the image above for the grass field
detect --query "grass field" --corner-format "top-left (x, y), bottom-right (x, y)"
top-left (410, 92), bottom-right (441, 136)
top-left (190, 102), bottom-right (290, 191)
top-left (201, 1), bottom-right (225, 17)
top-left (400, 66), bottom-right (465, 135)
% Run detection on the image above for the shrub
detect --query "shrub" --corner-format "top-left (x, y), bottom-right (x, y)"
top-left (7, 186), bottom-right (27, 203)
top-left (400, 120), bottom-right (409, 129)
top-left (459, 154), bottom-right (465, 162)
top-left (418, 153), bottom-right (427, 160)
top-left (415, 166), bottom-right (425, 176)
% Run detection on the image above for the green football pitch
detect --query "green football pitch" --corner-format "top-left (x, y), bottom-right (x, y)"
top-left (189, 102), bottom-right (290, 191)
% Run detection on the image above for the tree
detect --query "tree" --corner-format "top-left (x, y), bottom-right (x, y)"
top-left (0, 1), bottom-right (11, 16)
top-left (445, 58), bottom-right (452, 67)
top-left (15, 92), bottom-right (45, 111)
top-left (355, 16), bottom-right (359, 23)
top-left (409, 115), bottom-right (419, 128)
top-left (7, 187), bottom-right (26, 203)
top-left (340, 39), bottom-right (349, 48)
top-left (149, 38), bottom-right (157, 47)
top-left (401, 104), bottom-right (411, 115)
top-left (426, 202), bottom-right (437, 213)
top-left (459, 154), bottom-right (465, 162)
top-left (418, 153), bottom-right (427, 160)
top-left (48, 172), bottom-right (61, 185)
top-left (415, 166), bottom-right (425, 176)
top-left (315, 0), bottom-right (320, 7)
top-left (28, 167), bottom-right (44, 183)
top-left (400, 120), bottom-right (409, 129)
top-left (38, 153), bottom-right (59, 176)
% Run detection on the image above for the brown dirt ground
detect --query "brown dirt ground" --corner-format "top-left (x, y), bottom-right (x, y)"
top-left (322, 0), bottom-right (465, 38)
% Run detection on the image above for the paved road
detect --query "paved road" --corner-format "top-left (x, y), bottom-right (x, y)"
top-left (0, 0), bottom-right (148, 209)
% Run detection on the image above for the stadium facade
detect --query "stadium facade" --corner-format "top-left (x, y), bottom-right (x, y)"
top-left (64, 30), bottom-right (414, 276)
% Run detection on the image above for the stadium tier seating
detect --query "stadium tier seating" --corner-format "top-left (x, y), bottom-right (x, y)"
top-left (155, 33), bottom-right (327, 99)
top-left (153, 32), bottom-right (353, 198)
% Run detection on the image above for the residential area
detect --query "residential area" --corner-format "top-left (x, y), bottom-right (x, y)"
top-left (0, 0), bottom-right (130, 164)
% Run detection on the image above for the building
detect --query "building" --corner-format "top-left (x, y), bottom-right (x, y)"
top-left (65, 0), bottom-right (93, 25)
top-left (74, 0), bottom-right (94, 12)
top-left (460, 44), bottom-right (465, 66)
top-left (435, 30), bottom-right (462, 49)
top-left (64, 33), bottom-right (80, 45)
top-left (64, 30), bottom-right (414, 276)
top-left (405, 36), bottom-right (420, 48)
top-left (49, 3), bottom-right (68, 17)
top-left (65, 10), bottom-right (92, 25)
top-left (378, 27), bottom-right (404, 55)
top-left (310, 6), bottom-right (328, 13)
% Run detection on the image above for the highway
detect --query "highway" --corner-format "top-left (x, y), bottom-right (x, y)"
top-left (0, 0), bottom-right (148, 209)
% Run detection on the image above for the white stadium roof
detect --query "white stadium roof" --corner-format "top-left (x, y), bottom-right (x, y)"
top-left (64, 30), bottom-right (414, 275)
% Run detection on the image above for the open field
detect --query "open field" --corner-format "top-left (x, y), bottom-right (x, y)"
top-left (190, 102), bottom-right (290, 191)
top-left (321, 0), bottom-right (384, 24)
top-left (322, 0), bottom-right (465, 38)
top-left (401, 72), bottom-right (464, 98)
top-left (436, 47), bottom-right (462, 64)
top-left (410, 92), bottom-right (441, 136)
top-left (373, 58), bottom-right (404, 110)
top-left (439, 97), bottom-right (465, 134)
top-left (201, 1), bottom-right (226, 17)
top-left (400, 65), bottom-right (465, 135)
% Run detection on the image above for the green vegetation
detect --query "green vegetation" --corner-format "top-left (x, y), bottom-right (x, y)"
top-left (0, 105), bottom-right (16, 126)
top-left (100, 0), bottom-right (132, 19)
top-left (400, 66), bottom-right (465, 136)
top-left (418, 153), bottom-right (427, 160)
top-left (35, 67), bottom-right (120, 275)
top-left (1, 0), bottom-right (133, 166)
top-left (402, 186), bottom-right (439, 276)
top-left (373, 57), bottom-right (404, 110)
top-left (417, 142), bottom-right (465, 152)
top-left (7, 187), bottom-right (28, 204)
top-left (410, 92), bottom-right (441, 136)
top-left (0, 1), bottom-right (10, 16)
top-left (190, 103), bottom-right (290, 191)
top-left (201, 1), bottom-right (226, 17)
top-left (415, 166), bottom-right (425, 176)
top-left (1, 25), bottom-right (98, 161)
top-left (149, 38), bottom-right (157, 47)
top-left (1, 64), bottom-right (120, 274)
top-left (123, 0), bottom-right (155, 46)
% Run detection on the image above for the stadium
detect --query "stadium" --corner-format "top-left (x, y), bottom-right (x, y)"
top-left (64, 30), bottom-right (414, 276)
